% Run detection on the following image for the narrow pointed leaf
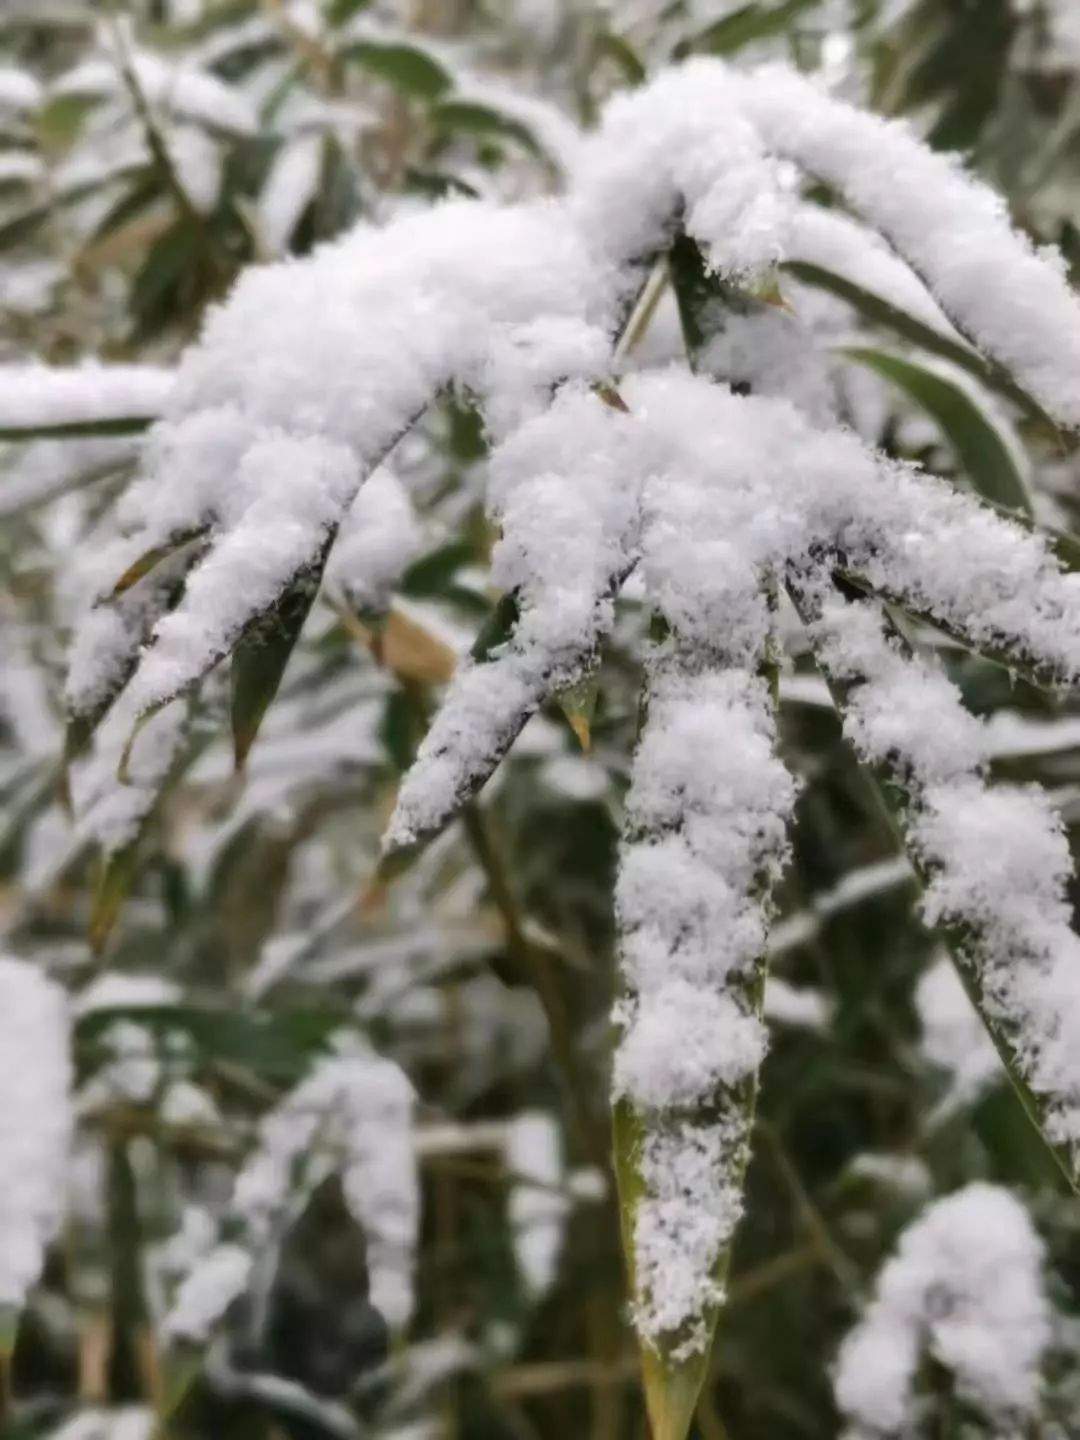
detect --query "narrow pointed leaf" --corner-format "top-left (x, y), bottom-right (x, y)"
top-left (89, 841), bottom-right (142, 955)
top-left (842, 346), bottom-right (1033, 516)
top-left (231, 560), bottom-right (325, 769)
top-left (555, 673), bottom-right (598, 751)
top-left (338, 39), bottom-right (452, 98)
top-left (784, 258), bottom-right (1062, 437)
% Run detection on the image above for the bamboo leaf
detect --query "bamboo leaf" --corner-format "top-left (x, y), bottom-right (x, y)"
top-left (231, 561), bottom-right (324, 769)
top-left (789, 577), bottom-right (1079, 1196)
top-left (338, 39), bottom-right (452, 99)
top-left (593, 31), bottom-right (646, 86)
top-left (555, 673), bottom-right (598, 751)
top-left (841, 346), bottom-right (1034, 516)
top-left (430, 100), bottom-right (542, 157)
top-left (88, 840), bottom-right (141, 956)
top-left (677, 0), bottom-right (823, 57)
top-left (783, 257), bottom-right (1062, 437)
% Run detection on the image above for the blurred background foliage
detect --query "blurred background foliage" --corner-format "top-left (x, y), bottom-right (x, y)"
top-left (2, 2), bottom-right (1080, 1438)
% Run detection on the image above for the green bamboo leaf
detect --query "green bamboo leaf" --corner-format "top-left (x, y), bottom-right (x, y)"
top-left (76, 1003), bottom-right (342, 1081)
top-left (613, 1101), bottom-right (718, 1440)
top-left (593, 31), bottom-right (647, 86)
top-left (841, 347), bottom-right (1034, 516)
top-left (231, 557), bottom-right (326, 768)
top-left (469, 589), bottom-right (521, 663)
top-left (430, 100), bottom-right (542, 157)
top-left (676, 0), bottom-right (823, 57)
top-left (88, 840), bottom-right (141, 955)
top-left (338, 39), bottom-right (452, 99)
top-left (783, 257), bottom-right (1061, 437)
top-left (399, 540), bottom-right (475, 597)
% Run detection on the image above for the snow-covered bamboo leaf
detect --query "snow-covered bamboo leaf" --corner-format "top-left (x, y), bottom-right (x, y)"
top-left (67, 196), bottom-right (611, 754)
top-left (835, 1185), bottom-right (1050, 1437)
top-left (842, 346), bottom-right (1034, 516)
top-left (0, 365), bottom-right (172, 442)
top-left (0, 957), bottom-right (71, 1327)
top-left (76, 1003), bottom-right (341, 1082)
top-left (382, 387), bottom-right (641, 868)
top-left (737, 64), bottom-right (1080, 431)
top-left (792, 579), bottom-right (1080, 1190)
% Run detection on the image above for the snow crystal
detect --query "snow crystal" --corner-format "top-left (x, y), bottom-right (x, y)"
top-left (835, 1184), bottom-right (1050, 1436)
top-left (0, 957), bottom-right (72, 1310)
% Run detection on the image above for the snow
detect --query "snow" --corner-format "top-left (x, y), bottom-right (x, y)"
top-left (916, 955), bottom-right (1001, 1109)
top-left (52, 53), bottom-right (257, 138)
top-left (47, 1408), bottom-right (153, 1440)
top-left (805, 588), bottom-right (1080, 1159)
top-left (738, 63), bottom-right (1080, 428)
top-left (325, 468), bottom-right (424, 617)
top-left (257, 134), bottom-right (323, 255)
top-left (232, 1041), bottom-right (419, 1330)
top-left (86, 199), bottom-right (613, 727)
top-left (504, 1111), bottom-right (568, 1299)
top-left (163, 1243), bottom-right (252, 1345)
top-left (0, 365), bottom-right (173, 433)
top-left (0, 957), bottom-right (72, 1311)
top-left (385, 385), bottom-right (639, 853)
top-left (0, 65), bottom-right (41, 113)
top-left (835, 1184), bottom-right (1050, 1436)
top-left (787, 201), bottom-right (964, 345)
top-left (763, 977), bottom-right (833, 1031)
top-left (74, 972), bottom-right (180, 1016)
